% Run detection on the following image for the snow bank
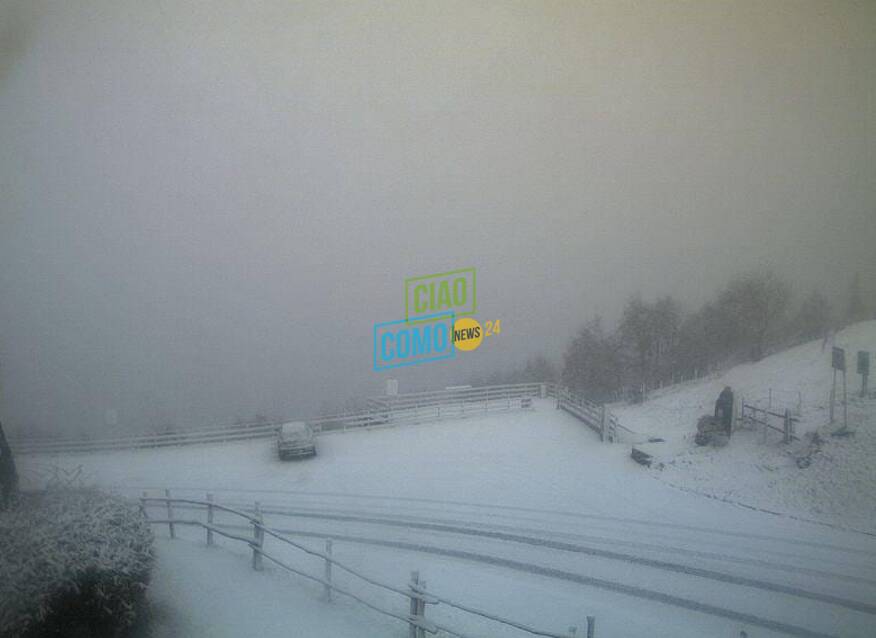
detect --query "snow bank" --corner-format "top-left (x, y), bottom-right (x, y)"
top-left (0, 489), bottom-right (154, 637)
top-left (615, 320), bottom-right (876, 531)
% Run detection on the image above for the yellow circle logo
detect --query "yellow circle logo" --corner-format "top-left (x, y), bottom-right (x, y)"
top-left (453, 317), bottom-right (483, 351)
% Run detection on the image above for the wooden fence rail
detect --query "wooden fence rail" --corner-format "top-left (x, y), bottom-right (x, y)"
top-left (141, 491), bottom-right (590, 638)
top-left (555, 386), bottom-right (636, 443)
top-left (739, 402), bottom-right (799, 443)
top-left (13, 381), bottom-right (630, 455)
top-left (11, 382), bottom-right (547, 455)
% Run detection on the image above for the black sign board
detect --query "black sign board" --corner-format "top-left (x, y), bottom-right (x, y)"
top-left (858, 351), bottom-right (870, 375)
top-left (832, 347), bottom-right (846, 371)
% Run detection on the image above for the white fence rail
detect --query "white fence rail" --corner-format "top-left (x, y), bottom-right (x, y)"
top-left (141, 491), bottom-right (595, 638)
top-left (554, 387), bottom-right (634, 443)
top-left (10, 383), bottom-right (546, 456)
top-left (12, 382), bottom-right (630, 455)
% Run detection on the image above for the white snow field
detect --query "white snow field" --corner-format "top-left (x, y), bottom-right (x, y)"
top-left (614, 320), bottom-right (876, 532)
top-left (19, 382), bottom-right (876, 638)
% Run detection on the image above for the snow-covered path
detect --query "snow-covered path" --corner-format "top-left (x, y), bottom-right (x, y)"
top-left (20, 400), bottom-right (876, 637)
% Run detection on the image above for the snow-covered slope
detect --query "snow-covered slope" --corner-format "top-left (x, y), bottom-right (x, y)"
top-left (15, 336), bottom-right (876, 637)
top-left (614, 320), bottom-right (876, 531)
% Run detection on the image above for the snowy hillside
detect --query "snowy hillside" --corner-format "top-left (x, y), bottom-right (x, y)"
top-left (614, 320), bottom-right (876, 531)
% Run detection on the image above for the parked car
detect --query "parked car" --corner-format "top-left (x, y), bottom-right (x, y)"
top-left (277, 422), bottom-right (316, 460)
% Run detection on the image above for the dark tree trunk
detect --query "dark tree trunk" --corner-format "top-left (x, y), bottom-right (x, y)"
top-left (0, 420), bottom-right (19, 510)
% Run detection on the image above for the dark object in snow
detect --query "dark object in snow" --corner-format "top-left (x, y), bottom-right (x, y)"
top-left (830, 427), bottom-right (855, 438)
top-left (0, 421), bottom-right (18, 511)
top-left (631, 447), bottom-right (653, 466)
top-left (631, 438), bottom-right (664, 466)
top-left (695, 414), bottom-right (721, 446)
top-left (0, 489), bottom-right (154, 637)
top-left (714, 386), bottom-right (734, 437)
top-left (795, 431), bottom-right (826, 468)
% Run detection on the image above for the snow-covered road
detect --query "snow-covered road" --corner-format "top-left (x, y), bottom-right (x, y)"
top-left (21, 400), bottom-right (876, 637)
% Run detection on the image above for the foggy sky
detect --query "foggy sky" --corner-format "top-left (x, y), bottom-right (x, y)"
top-left (1, 1), bottom-right (874, 436)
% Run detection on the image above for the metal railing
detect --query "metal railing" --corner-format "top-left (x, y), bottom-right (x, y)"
top-left (11, 381), bottom-right (632, 454)
top-left (739, 402), bottom-right (799, 443)
top-left (11, 382), bottom-right (547, 455)
top-left (554, 386), bottom-right (635, 443)
top-left (141, 491), bottom-right (595, 638)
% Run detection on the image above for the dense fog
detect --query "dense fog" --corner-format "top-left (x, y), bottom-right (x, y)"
top-left (1, 1), bottom-right (874, 436)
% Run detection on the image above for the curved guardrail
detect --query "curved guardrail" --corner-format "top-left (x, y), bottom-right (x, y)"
top-left (141, 491), bottom-right (595, 638)
top-left (12, 382), bottom-right (549, 456)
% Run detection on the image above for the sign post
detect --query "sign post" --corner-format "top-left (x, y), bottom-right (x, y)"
top-left (858, 351), bottom-right (870, 398)
top-left (831, 347), bottom-right (845, 425)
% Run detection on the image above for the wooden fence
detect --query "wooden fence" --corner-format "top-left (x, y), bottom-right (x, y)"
top-left (11, 382), bottom-right (630, 455)
top-left (141, 491), bottom-right (596, 638)
top-left (554, 387), bottom-right (635, 444)
top-left (739, 402), bottom-right (799, 443)
top-left (10, 383), bottom-right (547, 456)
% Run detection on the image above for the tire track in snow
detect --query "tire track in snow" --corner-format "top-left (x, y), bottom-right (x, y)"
top-left (231, 509), bottom-right (876, 615)
top-left (128, 485), bottom-right (876, 556)
top-left (240, 503), bottom-right (876, 587)
top-left (222, 524), bottom-right (843, 638)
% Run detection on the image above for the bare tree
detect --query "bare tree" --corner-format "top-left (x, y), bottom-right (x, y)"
top-left (794, 290), bottom-right (832, 342)
top-left (619, 294), bottom-right (652, 389)
top-left (716, 270), bottom-right (791, 361)
top-left (562, 316), bottom-right (622, 402)
top-left (619, 294), bottom-right (682, 390)
top-left (846, 272), bottom-right (868, 325)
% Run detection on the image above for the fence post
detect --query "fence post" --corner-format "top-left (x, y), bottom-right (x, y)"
top-left (324, 539), bottom-right (333, 601)
top-left (252, 501), bottom-right (263, 571)
top-left (408, 571), bottom-right (420, 638)
top-left (140, 491), bottom-right (148, 518)
top-left (599, 405), bottom-right (606, 442)
top-left (206, 493), bottom-right (214, 546)
top-left (540, 382), bottom-right (547, 399)
top-left (587, 616), bottom-right (596, 638)
top-left (416, 579), bottom-right (427, 638)
top-left (165, 489), bottom-right (175, 539)
top-left (783, 409), bottom-right (791, 444)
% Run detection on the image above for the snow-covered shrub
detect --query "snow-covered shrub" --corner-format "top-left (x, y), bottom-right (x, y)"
top-left (0, 488), bottom-right (154, 637)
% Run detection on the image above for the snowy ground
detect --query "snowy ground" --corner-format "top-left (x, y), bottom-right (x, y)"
top-left (18, 388), bottom-right (876, 638)
top-left (613, 320), bottom-right (876, 532)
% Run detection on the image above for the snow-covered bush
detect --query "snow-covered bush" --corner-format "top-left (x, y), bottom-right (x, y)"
top-left (0, 488), bottom-right (154, 637)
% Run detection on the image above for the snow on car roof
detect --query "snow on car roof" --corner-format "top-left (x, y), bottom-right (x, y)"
top-left (280, 421), bottom-right (310, 435)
